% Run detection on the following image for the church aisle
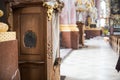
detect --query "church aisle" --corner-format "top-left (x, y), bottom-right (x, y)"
top-left (61, 37), bottom-right (120, 80)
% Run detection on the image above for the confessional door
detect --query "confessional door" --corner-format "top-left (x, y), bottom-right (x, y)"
top-left (12, 4), bottom-right (60, 80)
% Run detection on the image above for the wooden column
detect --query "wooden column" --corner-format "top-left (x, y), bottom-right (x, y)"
top-left (60, 25), bottom-right (79, 49)
top-left (76, 21), bottom-right (84, 46)
top-left (60, 0), bottom-right (79, 49)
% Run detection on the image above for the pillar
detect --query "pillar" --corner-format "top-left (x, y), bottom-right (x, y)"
top-left (60, 0), bottom-right (79, 49)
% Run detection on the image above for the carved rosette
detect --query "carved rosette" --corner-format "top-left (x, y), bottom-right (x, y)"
top-left (43, 1), bottom-right (64, 21)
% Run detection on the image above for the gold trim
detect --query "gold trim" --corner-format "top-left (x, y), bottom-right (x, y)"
top-left (60, 25), bottom-right (79, 31)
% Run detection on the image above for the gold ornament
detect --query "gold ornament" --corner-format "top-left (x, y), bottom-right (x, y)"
top-left (43, 1), bottom-right (63, 21)
top-left (0, 10), bottom-right (4, 17)
top-left (0, 22), bottom-right (9, 32)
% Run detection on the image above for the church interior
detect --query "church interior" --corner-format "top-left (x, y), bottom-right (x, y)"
top-left (0, 0), bottom-right (120, 80)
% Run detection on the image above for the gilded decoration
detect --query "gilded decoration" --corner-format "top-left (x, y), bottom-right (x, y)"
top-left (76, 0), bottom-right (97, 24)
top-left (43, 1), bottom-right (64, 21)
top-left (0, 10), bottom-right (4, 17)
top-left (76, 0), bottom-right (94, 12)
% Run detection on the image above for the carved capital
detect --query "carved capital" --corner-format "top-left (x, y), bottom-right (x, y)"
top-left (43, 2), bottom-right (53, 21)
top-left (43, 1), bottom-right (64, 21)
top-left (55, 0), bottom-right (64, 12)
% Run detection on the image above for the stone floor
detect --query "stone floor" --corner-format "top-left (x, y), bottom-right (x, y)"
top-left (60, 48), bottom-right (72, 61)
top-left (60, 37), bottom-right (120, 80)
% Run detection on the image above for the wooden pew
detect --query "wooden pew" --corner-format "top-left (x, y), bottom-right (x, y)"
top-left (109, 35), bottom-right (120, 53)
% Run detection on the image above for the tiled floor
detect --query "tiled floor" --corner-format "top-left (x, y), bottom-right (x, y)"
top-left (60, 37), bottom-right (120, 80)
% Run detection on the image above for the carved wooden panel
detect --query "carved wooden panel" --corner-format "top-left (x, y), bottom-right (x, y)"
top-left (19, 63), bottom-right (45, 80)
top-left (20, 13), bottom-right (44, 55)
top-left (13, 7), bottom-right (45, 61)
top-left (13, 6), bottom-right (47, 80)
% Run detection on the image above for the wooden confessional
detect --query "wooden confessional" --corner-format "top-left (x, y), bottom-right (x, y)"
top-left (6, 0), bottom-right (63, 80)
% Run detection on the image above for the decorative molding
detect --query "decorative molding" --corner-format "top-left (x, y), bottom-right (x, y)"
top-left (6, 0), bottom-right (64, 21)
top-left (47, 40), bottom-right (53, 59)
top-left (43, 2), bottom-right (55, 21)
top-left (6, 3), bottom-right (13, 31)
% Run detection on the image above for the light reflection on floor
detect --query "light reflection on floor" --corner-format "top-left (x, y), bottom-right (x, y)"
top-left (61, 37), bottom-right (120, 80)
